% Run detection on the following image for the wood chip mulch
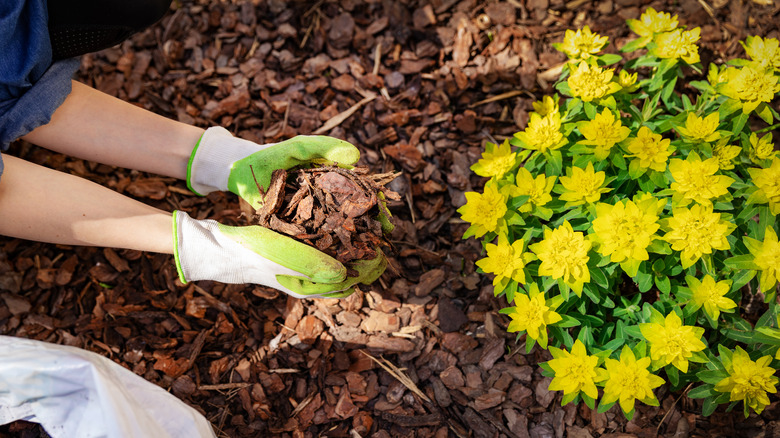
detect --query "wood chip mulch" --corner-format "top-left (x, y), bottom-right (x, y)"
top-left (2, 0), bottom-right (780, 437)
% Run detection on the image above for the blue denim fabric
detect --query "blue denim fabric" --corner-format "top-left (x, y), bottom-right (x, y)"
top-left (0, 1), bottom-right (80, 179)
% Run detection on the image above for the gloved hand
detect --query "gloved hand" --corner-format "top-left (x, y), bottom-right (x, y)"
top-left (187, 127), bottom-right (360, 209)
top-left (173, 211), bottom-right (387, 298)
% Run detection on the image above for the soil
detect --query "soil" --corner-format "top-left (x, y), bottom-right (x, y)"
top-left (2, 0), bottom-right (780, 437)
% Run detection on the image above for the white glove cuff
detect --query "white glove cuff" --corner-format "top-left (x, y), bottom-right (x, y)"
top-left (187, 127), bottom-right (273, 196)
top-left (173, 211), bottom-right (312, 297)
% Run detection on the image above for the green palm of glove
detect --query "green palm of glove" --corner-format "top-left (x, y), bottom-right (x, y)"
top-left (215, 222), bottom-right (387, 297)
top-left (227, 135), bottom-right (360, 209)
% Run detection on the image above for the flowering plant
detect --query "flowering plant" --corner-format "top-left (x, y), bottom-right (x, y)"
top-left (465, 8), bottom-right (780, 419)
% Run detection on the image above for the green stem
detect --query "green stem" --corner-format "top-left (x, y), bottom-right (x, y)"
top-left (756, 123), bottom-right (780, 134)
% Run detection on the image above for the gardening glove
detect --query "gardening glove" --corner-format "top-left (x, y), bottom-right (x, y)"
top-left (172, 211), bottom-right (387, 299)
top-left (187, 127), bottom-right (360, 209)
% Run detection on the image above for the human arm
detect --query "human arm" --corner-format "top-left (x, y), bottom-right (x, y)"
top-left (21, 80), bottom-right (203, 180)
top-left (0, 154), bottom-right (174, 252)
top-left (0, 155), bottom-right (382, 297)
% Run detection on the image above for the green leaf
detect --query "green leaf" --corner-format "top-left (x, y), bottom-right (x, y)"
top-left (557, 314), bottom-right (582, 328)
top-left (688, 384), bottom-right (716, 399)
top-left (623, 325), bottom-right (644, 339)
top-left (666, 365), bottom-right (679, 387)
top-left (505, 281), bottom-right (519, 304)
top-left (702, 397), bottom-right (719, 416)
top-left (583, 101), bottom-right (598, 119)
top-left (697, 370), bottom-right (727, 385)
top-left (661, 75), bottom-right (678, 106)
top-left (655, 275), bottom-right (671, 294)
top-left (590, 266), bottom-right (609, 290)
top-left (611, 151), bottom-right (627, 169)
top-left (723, 254), bottom-right (760, 270)
top-left (556, 81), bottom-right (572, 97)
top-left (719, 99), bottom-right (742, 119)
top-left (725, 328), bottom-right (755, 344)
top-left (546, 150), bottom-right (564, 176)
top-left (730, 269), bottom-right (757, 291)
top-left (583, 285), bottom-right (602, 306)
top-left (648, 170), bottom-right (668, 188)
top-left (731, 112), bottom-right (749, 134)
top-left (597, 400), bottom-right (617, 414)
top-left (602, 337), bottom-right (626, 352)
top-left (582, 392), bottom-right (596, 410)
top-left (647, 239), bottom-right (672, 255)
top-left (635, 270), bottom-right (654, 293)
top-left (599, 53), bottom-right (623, 66)
top-left (508, 195), bottom-right (531, 210)
top-left (757, 103), bottom-right (774, 125)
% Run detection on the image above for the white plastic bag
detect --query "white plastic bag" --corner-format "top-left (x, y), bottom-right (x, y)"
top-left (0, 335), bottom-right (216, 438)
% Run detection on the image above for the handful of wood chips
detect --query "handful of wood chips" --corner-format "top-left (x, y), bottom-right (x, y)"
top-left (241, 164), bottom-right (401, 270)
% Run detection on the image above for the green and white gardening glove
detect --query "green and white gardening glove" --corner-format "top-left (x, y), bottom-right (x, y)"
top-left (173, 211), bottom-right (387, 298)
top-left (187, 127), bottom-right (360, 209)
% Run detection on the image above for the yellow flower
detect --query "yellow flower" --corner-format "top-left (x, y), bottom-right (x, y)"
top-left (708, 64), bottom-right (729, 88)
top-left (676, 112), bottom-right (720, 143)
top-left (555, 26), bottom-right (609, 60)
top-left (668, 152), bottom-right (734, 206)
top-left (458, 183), bottom-right (507, 238)
top-left (712, 139), bottom-right (742, 171)
top-left (743, 226), bottom-right (780, 293)
top-left (639, 311), bottom-right (706, 373)
top-left (618, 69), bottom-right (638, 89)
top-left (719, 65), bottom-right (780, 114)
top-left (591, 198), bottom-right (661, 276)
top-left (513, 112), bottom-right (566, 153)
top-left (567, 62), bottom-right (622, 102)
top-left (547, 340), bottom-right (601, 400)
top-left (558, 162), bottom-right (611, 206)
top-left (687, 275), bottom-right (737, 321)
top-left (652, 28), bottom-right (701, 64)
top-left (625, 126), bottom-right (673, 172)
top-left (529, 221), bottom-right (591, 295)
top-left (627, 8), bottom-right (678, 40)
top-left (476, 235), bottom-right (535, 289)
top-left (504, 168), bottom-right (556, 213)
top-left (742, 36), bottom-right (780, 71)
top-left (748, 158), bottom-right (780, 214)
top-left (749, 132), bottom-right (777, 164)
top-left (663, 204), bottom-right (734, 269)
top-left (578, 108), bottom-right (631, 160)
top-left (601, 346), bottom-right (665, 414)
top-left (533, 95), bottom-right (559, 116)
top-left (471, 140), bottom-right (516, 179)
top-left (715, 346), bottom-right (779, 416)
top-left (506, 283), bottom-right (562, 348)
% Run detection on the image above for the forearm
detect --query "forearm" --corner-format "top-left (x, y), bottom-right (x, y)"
top-left (0, 155), bottom-right (173, 253)
top-left (21, 81), bottom-right (204, 180)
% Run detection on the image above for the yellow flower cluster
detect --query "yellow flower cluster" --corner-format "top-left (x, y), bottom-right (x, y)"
top-left (578, 108), bottom-right (630, 160)
top-left (653, 28), bottom-right (701, 64)
top-left (591, 196), bottom-right (663, 276)
top-left (668, 152), bottom-right (734, 206)
top-left (555, 26), bottom-right (609, 61)
top-left (715, 347), bottom-right (779, 415)
top-left (459, 9), bottom-right (780, 419)
top-left (547, 340), bottom-right (664, 417)
top-left (567, 62), bottom-right (622, 102)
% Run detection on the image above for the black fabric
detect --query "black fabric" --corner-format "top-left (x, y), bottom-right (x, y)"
top-left (47, 0), bottom-right (172, 60)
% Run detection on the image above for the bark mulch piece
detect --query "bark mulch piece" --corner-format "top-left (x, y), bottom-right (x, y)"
top-left (2, 0), bottom-right (780, 437)
top-left (245, 164), bottom-right (400, 265)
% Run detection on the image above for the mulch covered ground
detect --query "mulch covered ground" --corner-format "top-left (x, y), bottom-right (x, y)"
top-left (2, 0), bottom-right (780, 437)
